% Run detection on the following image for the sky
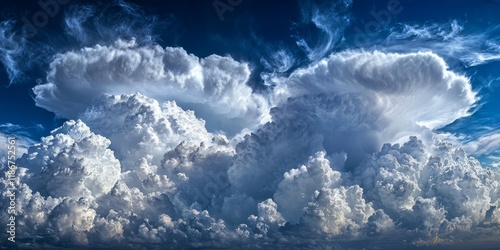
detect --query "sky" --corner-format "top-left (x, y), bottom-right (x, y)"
top-left (0, 0), bottom-right (499, 249)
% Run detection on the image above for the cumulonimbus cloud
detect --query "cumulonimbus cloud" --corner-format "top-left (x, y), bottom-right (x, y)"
top-left (5, 41), bottom-right (498, 248)
top-left (32, 39), bottom-right (270, 135)
top-left (229, 51), bottom-right (477, 200)
top-left (272, 50), bottom-right (476, 133)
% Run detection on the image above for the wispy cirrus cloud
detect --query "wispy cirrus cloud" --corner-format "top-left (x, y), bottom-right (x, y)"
top-left (382, 20), bottom-right (500, 67)
top-left (292, 0), bottom-right (352, 62)
top-left (0, 20), bottom-right (29, 85)
top-left (63, 0), bottom-right (172, 46)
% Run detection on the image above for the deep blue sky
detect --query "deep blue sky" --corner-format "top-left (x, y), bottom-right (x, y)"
top-left (2, 1), bottom-right (500, 249)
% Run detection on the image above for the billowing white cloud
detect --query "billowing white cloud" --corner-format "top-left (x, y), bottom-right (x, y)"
top-left (18, 120), bottom-right (121, 199)
top-left (4, 40), bottom-right (498, 249)
top-left (274, 151), bottom-right (343, 223)
top-left (33, 39), bottom-right (270, 135)
top-left (228, 90), bottom-right (432, 200)
top-left (3, 117), bottom-right (499, 249)
top-left (228, 50), bottom-right (479, 226)
top-left (231, 51), bottom-right (477, 192)
top-left (272, 50), bottom-right (476, 133)
top-left (80, 93), bottom-right (212, 169)
top-left (301, 185), bottom-right (376, 236)
top-left (355, 136), bottom-right (499, 234)
top-left (160, 137), bottom-right (235, 211)
top-left (247, 198), bottom-right (286, 235)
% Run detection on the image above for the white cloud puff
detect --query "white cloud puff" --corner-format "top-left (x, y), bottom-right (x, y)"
top-left (228, 93), bottom-right (392, 200)
top-left (160, 137), bottom-right (235, 211)
top-left (247, 198), bottom-right (286, 235)
top-left (18, 120), bottom-right (120, 199)
top-left (274, 151), bottom-right (343, 223)
top-left (33, 39), bottom-right (270, 135)
top-left (272, 50), bottom-right (476, 136)
top-left (302, 185), bottom-right (375, 236)
top-left (355, 136), bottom-right (500, 234)
top-left (80, 93), bottom-right (212, 169)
